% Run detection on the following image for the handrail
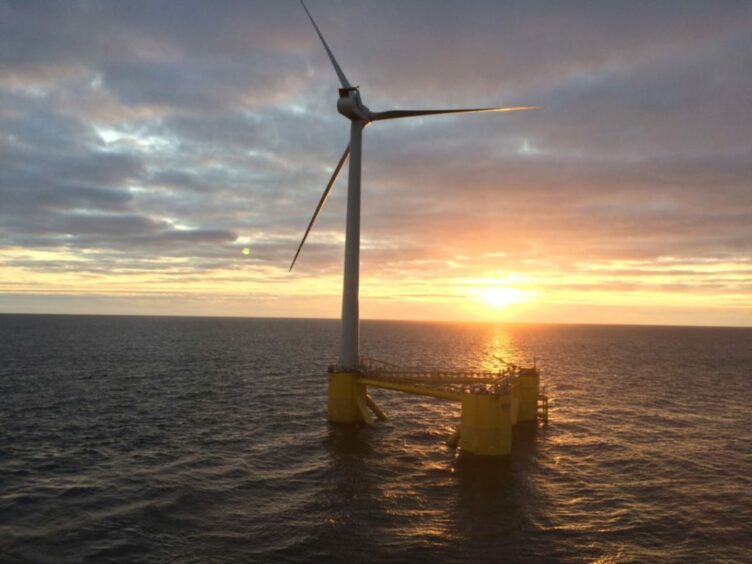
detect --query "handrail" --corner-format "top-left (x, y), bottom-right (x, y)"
top-left (355, 356), bottom-right (529, 397)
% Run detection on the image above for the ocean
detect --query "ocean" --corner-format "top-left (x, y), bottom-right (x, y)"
top-left (1, 314), bottom-right (750, 563)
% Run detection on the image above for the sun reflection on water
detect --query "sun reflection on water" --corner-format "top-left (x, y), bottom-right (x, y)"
top-left (480, 328), bottom-right (518, 372)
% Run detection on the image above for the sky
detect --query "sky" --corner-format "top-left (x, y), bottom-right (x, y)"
top-left (1, 0), bottom-right (751, 326)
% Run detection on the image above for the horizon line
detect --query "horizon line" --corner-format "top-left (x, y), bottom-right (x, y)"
top-left (0, 311), bottom-right (750, 330)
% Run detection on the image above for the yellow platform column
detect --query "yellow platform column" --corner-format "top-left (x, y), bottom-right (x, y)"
top-left (328, 371), bottom-right (367, 423)
top-left (459, 393), bottom-right (511, 456)
top-left (512, 368), bottom-right (539, 424)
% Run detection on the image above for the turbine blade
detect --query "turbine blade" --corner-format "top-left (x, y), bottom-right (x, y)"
top-left (300, 0), bottom-right (351, 88)
top-left (289, 144), bottom-right (351, 272)
top-left (370, 105), bottom-right (541, 121)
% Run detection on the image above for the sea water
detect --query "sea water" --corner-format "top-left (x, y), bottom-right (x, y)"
top-left (1, 315), bottom-right (750, 562)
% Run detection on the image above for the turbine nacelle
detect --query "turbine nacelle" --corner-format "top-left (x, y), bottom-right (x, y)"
top-left (337, 87), bottom-right (371, 122)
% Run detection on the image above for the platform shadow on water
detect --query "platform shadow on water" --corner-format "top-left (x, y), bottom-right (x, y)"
top-left (442, 423), bottom-right (547, 559)
top-left (314, 421), bottom-right (552, 562)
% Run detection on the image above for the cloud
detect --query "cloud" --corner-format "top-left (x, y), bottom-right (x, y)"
top-left (1, 0), bottom-right (751, 322)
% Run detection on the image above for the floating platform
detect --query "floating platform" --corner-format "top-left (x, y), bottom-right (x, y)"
top-left (328, 357), bottom-right (549, 456)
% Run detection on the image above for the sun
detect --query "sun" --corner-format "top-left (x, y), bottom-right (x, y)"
top-left (476, 286), bottom-right (531, 309)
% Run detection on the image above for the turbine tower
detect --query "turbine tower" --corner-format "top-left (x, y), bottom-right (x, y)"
top-left (291, 1), bottom-right (538, 371)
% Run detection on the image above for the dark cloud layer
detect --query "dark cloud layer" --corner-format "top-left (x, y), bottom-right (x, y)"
top-left (1, 0), bottom-right (751, 320)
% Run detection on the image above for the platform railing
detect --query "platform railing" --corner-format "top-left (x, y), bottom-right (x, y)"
top-left (358, 356), bottom-right (517, 396)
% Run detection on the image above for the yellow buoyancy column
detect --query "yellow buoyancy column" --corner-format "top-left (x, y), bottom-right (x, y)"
top-left (328, 371), bottom-right (367, 423)
top-left (512, 368), bottom-right (540, 424)
top-left (459, 392), bottom-right (512, 456)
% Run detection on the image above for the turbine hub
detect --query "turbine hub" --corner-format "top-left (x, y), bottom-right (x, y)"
top-left (337, 87), bottom-right (371, 122)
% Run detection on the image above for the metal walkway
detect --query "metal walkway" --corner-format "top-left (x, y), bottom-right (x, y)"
top-left (357, 356), bottom-right (518, 400)
top-left (355, 357), bottom-right (549, 426)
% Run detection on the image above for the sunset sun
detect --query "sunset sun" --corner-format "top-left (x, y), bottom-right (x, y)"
top-left (475, 286), bottom-right (533, 309)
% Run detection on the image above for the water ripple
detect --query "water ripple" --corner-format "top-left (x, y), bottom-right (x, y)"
top-left (1, 316), bottom-right (751, 562)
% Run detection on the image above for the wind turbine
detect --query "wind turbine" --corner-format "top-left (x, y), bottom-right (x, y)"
top-left (290, 1), bottom-right (539, 371)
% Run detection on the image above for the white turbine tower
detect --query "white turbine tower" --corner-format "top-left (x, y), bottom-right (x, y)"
top-left (290, 1), bottom-right (539, 371)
